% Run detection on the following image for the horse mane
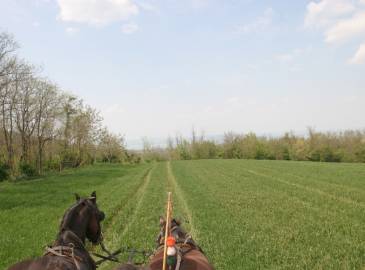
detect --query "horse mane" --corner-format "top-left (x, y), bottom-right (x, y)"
top-left (59, 199), bottom-right (86, 232)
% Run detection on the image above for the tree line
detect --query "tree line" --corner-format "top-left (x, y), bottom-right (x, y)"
top-left (0, 32), bottom-right (129, 181)
top-left (142, 128), bottom-right (365, 163)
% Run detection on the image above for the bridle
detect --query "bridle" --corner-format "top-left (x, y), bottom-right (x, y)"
top-left (44, 198), bottom-right (105, 270)
top-left (158, 225), bottom-right (196, 249)
top-left (156, 224), bottom-right (202, 270)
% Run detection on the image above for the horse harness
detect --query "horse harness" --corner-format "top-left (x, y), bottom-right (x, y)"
top-left (44, 244), bottom-right (83, 270)
top-left (157, 225), bottom-right (200, 270)
top-left (43, 231), bottom-right (88, 270)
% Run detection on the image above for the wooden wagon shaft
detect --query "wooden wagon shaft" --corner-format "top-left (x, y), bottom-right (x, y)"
top-left (162, 192), bottom-right (173, 270)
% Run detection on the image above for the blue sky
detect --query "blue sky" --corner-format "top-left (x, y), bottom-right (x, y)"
top-left (1, 0), bottom-right (364, 148)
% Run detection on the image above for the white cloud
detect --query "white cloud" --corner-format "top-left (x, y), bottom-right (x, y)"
top-left (305, 0), bottom-right (365, 63)
top-left (305, 0), bottom-right (355, 28)
top-left (65, 27), bottom-right (80, 35)
top-left (121, 22), bottom-right (139, 34)
top-left (304, 0), bottom-right (365, 43)
top-left (237, 8), bottom-right (274, 34)
top-left (57, 0), bottom-right (139, 26)
top-left (325, 11), bottom-right (365, 43)
top-left (349, 42), bottom-right (365, 64)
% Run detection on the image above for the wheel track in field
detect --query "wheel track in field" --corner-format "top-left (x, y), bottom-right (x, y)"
top-left (102, 164), bottom-right (155, 235)
top-left (117, 164), bottom-right (155, 238)
top-left (193, 163), bottom-right (365, 228)
top-left (99, 169), bottom-right (147, 229)
top-left (249, 163), bottom-right (365, 197)
top-left (245, 168), bottom-right (365, 208)
top-left (166, 161), bottom-right (198, 239)
top-left (97, 164), bottom-right (156, 270)
top-left (197, 161), bottom-right (365, 209)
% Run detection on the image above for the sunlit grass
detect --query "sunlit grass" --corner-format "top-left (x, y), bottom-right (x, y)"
top-left (1, 160), bottom-right (364, 270)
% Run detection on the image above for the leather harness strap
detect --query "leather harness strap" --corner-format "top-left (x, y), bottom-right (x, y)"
top-left (44, 244), bottom-right (83, 270)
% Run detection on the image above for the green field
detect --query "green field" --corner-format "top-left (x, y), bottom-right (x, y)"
top-left (1, 160), bottom-right (364, 270)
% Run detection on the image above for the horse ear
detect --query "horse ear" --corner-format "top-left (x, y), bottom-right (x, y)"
top-left (172, 218), bottom-right (181, 226)
top-left (75, 193), bottom-right (81, 202)
top-left (90, 191), bottom-right (96, 203)
top-left (159, 216), bottom-right (165, 226)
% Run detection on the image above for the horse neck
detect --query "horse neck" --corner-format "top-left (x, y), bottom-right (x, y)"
top-left (172, 227), bottom-right (200, 250)
top-left (54, 228), bottom-right (97, 270)
top-left (55, 208), bottom-right (89, 248)
top-left (55, 229), bottom-right (86, 249)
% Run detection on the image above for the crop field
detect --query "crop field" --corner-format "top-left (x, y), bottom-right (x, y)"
top-left (1, 160), bottom-right (365, 270)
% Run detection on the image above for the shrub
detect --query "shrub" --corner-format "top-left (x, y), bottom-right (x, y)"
top-left (320, 147), bottom-right (343, 162)
top-left (19, 163), bottom-right (37, 177)
top-left (61, 151), bottom-right (80, 168)
top-left (46, 157), bottom-right (61, 171)
top-left (355, 147), bottom-right (365, 163)
top-left (0, 163), bottom-right (10, 181)
top-left (282, 147), bottom-right (290, 160)
top-left (308, 150), bottom-right (321, 162)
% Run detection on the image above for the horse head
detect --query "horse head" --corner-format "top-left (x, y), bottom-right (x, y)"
top-left (157, 216), bottom-right (192, 246)
top-left (60, 191), bottom-right (105, 245)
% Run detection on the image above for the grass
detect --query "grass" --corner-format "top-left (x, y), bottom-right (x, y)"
top-left (1, 160), bottom-right (364, 269)
top-left (0, 163), bottom-right (152, 269)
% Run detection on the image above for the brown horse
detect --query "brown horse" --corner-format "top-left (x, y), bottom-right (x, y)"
top-left (114, 217), bottom-right (214, 270)
top-left (7, 191), bottom-right (105, 270)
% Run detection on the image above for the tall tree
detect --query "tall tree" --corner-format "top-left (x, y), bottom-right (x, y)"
top-left (34, 80), bottom-right (60, 174)
top-left (0, 33), bottom-right (18, 173)
top-left (15, 64), bottom-right (37, 164)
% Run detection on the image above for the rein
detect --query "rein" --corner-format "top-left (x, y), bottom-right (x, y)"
top-left (93, 245), bottom-right (154, 266)
top-left (44, 230), bottom-right (86, 270)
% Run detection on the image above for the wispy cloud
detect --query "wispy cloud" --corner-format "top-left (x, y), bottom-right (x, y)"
top-left (304, 0), bottom-right (355, 28)
top-left (274, 47), bottom-right (312, 64)
top-left (65, 27), bottom-right (80, 35)
top-left (275, 53), bottom-right (294, 63)
top-left (122, 22), bottom-right (139, 34)
top-left (349, 42), bottom-right (365, 64)
top-left (137, 1), bottom-right (159, 13)
top-left (305, 0), bottom-right (365, 64)
top-left (57, 0), bottom-right (139, 26)
top-left (236, 8), bottom-right (274, 34)
top-left (325, 11), bottom-right (365, 43)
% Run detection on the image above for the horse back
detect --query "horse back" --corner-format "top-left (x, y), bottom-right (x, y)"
top-left (183, 250), bottom-right (214, 270)
top-left (149, 249), bottom-right (214, 270)
top-left (7, 256), bottom-right (77, 270)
